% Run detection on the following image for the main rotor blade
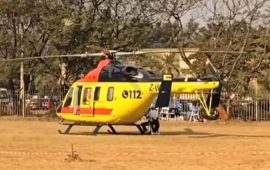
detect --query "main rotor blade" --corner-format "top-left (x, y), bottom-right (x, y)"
top-left (0, 49), bottom-right (247, 62)
top-left (115, 49), bottom-right (247, 56)
top-left (0, 53), bottom-right (106, 62)
top-left (126, 49), bottom-right (247, 55)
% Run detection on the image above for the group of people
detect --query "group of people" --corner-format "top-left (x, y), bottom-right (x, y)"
top-left (142, 101), bottom-right (202, 135)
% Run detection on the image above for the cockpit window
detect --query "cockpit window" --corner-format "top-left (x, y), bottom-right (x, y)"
top-left (63, 87), bottom-right (73, 107)
top-left (107, 87), bottom-right (114, 101)
top-left (82, 87), bottom-right (92, 105)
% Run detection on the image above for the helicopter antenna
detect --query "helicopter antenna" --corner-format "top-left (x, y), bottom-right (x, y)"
top-left (87, 45), bottom-right (116, 60)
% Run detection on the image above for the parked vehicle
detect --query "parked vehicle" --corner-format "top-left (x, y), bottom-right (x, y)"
top-left (0, 88), bottom-right (9, 104)
top-left (43, 98), bottom-right (55, 110)
top-left (27, 96), bottom-right (55, 111)
top-left (28, 98), bottom-right (44, 110)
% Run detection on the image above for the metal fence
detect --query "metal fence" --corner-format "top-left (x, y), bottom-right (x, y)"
top-left (0, 91), bottom-right (270, 121)
top-left (0, 90), bottom-right (61, 117)
top-left (230, 97), bottom-right (270, 121)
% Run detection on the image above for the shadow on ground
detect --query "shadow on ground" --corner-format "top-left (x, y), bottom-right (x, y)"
top-left (163, 128), bottom-right (270, 138)
top-left (58, 127), bottom-right (270, 138)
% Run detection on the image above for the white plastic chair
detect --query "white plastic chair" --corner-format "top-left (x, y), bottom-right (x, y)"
top-left (159, 107), bottom-right (170, 120)
top-left (187, 103), bottom-right (201, 122)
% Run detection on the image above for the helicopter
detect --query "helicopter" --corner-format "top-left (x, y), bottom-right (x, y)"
top-left (0, 47), bottom-right (244, 135)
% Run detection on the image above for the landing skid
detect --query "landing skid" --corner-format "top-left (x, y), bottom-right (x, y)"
top-left (58, 121), bottom-right (150, 135)
top-left (107, 124), bottom-right (148, 135)
top-left (58, 121), bottom-right (104, 135)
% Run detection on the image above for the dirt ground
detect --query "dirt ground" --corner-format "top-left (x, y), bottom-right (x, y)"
top-left (1, 118), bottom-right (270, 170)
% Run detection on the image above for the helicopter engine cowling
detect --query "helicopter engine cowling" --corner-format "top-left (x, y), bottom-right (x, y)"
top-left (122, 66), bottom-right (144, 79)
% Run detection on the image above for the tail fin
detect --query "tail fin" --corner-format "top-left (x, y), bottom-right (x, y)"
top-left (155, 74), bottom-right (173, 108)
top-left (206, 85), bottom-right (222, 108)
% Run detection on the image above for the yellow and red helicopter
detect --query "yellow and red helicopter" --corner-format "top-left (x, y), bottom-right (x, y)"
top-left (0, 47), bottom-right (242, 135)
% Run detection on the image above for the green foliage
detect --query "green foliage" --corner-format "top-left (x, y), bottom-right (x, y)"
top-left (0, 0), bottom-right (269, 96)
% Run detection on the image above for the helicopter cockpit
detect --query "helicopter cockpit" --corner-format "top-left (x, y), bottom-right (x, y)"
top-left (98, 60), bottom-right (153, 82)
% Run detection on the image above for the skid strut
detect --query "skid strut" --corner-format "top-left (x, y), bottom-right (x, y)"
top-left (93, 124), bottom-right (103, 135)
top-left (58, 124), bottom-right (74, 134)
top-left (107, 125), bottom-right (118, 134)
top-left (136, 125), bottom-right (146, 134)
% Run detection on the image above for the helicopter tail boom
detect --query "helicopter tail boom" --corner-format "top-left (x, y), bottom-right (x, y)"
top-left (153, 77), bottom-right (222, 118)
top-left (170, 80), bottom-right (220, 94)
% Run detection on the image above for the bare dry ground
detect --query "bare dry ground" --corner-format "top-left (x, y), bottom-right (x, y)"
top-left (1, 118), bottom-right (270, 170)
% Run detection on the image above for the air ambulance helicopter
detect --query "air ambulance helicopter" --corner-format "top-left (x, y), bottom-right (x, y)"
top-left (0, 47), bottom-right (244, 135)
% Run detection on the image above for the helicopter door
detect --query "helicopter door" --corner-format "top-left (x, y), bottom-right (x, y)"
top-left (81, 86), bottom-right (94, 116)
top-left (93, 86), bottom-right (101, 115)
top-left (73, 86), bottom-right (82, 115)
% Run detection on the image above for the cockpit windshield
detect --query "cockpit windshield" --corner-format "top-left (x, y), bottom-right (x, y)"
top-left (99, 60), bottom-right (152, 81)
top-left (63, 87), bottom-right (74, 107)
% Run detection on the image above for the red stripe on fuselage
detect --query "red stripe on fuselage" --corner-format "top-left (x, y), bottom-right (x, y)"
top-left (61, 107), bottom-right (112, 115)
top-left (80, 108), bottom-right (112, 115)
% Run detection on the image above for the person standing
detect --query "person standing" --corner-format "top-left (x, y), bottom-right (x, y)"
top-left (149, 107), bottom-right (160, 134)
